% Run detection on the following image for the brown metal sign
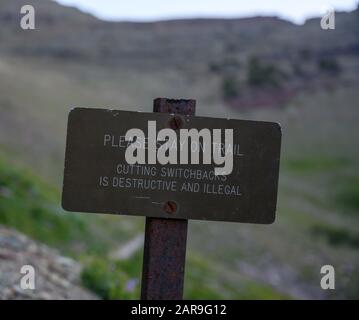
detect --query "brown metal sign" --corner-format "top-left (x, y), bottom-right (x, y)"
top-left (62, 108), bottom-right (281, 224)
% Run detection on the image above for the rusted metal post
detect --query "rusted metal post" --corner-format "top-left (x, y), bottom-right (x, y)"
top-left (140, 98), bottom-right (196, 300)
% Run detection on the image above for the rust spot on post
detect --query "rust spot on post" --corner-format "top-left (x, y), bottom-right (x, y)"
top-left (168, 115), bottom-right (184, 130)
top-left (163, 201), bottom-right (178, 214)
top-left (153, 97), bottom-right (196, 116)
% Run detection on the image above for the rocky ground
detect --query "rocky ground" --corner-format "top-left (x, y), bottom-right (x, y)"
top-left (0, 225), bottom-right (97, 300)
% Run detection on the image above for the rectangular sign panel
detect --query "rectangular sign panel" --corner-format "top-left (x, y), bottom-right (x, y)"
top-left (62, 108), bottom-right (281, 224)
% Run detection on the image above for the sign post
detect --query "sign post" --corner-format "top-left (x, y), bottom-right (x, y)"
top-left (141, 98), bottom-right (196, 300)
top-left (62, 98), bottom-right (282, 300)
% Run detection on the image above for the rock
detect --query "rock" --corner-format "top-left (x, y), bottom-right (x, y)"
top-left (0, 225), bottom-right (98, 300)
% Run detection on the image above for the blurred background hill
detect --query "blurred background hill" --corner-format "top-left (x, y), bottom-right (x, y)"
top-left (0, 0), bottom-right (358, 299)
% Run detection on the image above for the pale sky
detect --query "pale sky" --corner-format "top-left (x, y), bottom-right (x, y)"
top-left (55, 0), bottom-right (358, 24)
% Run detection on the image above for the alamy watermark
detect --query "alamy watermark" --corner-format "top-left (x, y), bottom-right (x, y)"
top-left (20, 265), bottom-right (36, 290)
top-left (20, 5), bottom-right (36, 30)
top-left (320, 265), bottom-right (335, 290)
top-left (117, 121), bottom-right (234, 175)
top-left (320, 7), bottom-right (335, 30)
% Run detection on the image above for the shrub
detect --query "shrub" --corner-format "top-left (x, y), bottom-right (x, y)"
top-left (247, 56), bottom-right (284, 87)
top-left (318, 57), bottom-right (341, 75)
top-left (335, 178), bottom-right (359, 213)
top-left (81, 257), bottom-right (140, 300)
top-left (222, 75), bottom-right (240, 100)
top-left (311, 225), bottom-right (359, 249)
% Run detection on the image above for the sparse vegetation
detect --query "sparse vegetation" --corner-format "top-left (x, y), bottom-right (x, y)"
top-left (247, 57), bottom-right (285, 87)
top-left (284, 156), bottom-right (350, 173)
top-left (184, 254), bottom-right (288, 299)
top-left (318, 57), bottom-right (341, 75)
top-left (209, 58), bottom-right (240, 74)
top-left (0, 156), bottom-right (87, 251)
top-left (81, 257), bottom-right (140, 300)
top-left (0, 154), bottom-right (287, 299)
top-left (81, 251), bottom-right (287, 300)
top-left (335, 178), bottom-right (359, 213)
top-left (0, 154), bottom-right (138, 256)
top-left (311, 224), bottom-right (359, 249)
top-left (222, 74), bottom-right (240, 101)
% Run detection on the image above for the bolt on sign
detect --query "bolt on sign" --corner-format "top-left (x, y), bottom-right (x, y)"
top-left (62, 107), bottom-right (281, 224)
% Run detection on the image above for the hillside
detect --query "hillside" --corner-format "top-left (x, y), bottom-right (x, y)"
top-left (0, 0), bottom-right (358, 181)
top-left (0, 0), bottom-right (358, 299)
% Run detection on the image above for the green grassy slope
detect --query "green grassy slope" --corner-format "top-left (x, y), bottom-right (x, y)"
top-left (1, 55), bottom-right (359, 300)
top-left (188, 88), bottom-right (359, 299)
top-left (0, 152), bottom-right (288, 299)
top-left (1, 54), bottom-right (358, 298)
top-left (0, 55), bottom-right (230, 183)
top-left (0, 152), bottom-right (143, 255)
